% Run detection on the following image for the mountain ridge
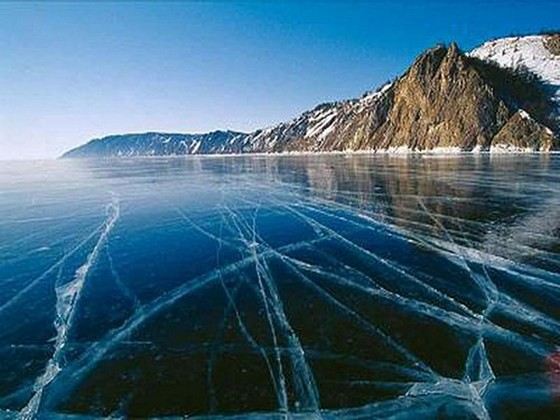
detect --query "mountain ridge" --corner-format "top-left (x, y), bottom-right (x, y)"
top-left (62, 34), bottom-right (560, 158)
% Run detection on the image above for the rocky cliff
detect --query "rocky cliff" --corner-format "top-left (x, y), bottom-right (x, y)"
top-left (62, 34), bottom-right (559, 158)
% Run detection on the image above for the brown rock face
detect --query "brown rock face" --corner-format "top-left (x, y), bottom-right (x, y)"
top-left (242, 42), bottom-right (557, 153)
top-left (65, 39), bottom-right (559, 158)
top-left (544, 34), bottom-right (560, 56)
top-left (364, 43), bottom-right (511, 150)
top-left (493, 110), bottom-right (556, 151)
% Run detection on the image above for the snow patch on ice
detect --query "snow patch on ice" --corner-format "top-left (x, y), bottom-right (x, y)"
top-left (490, 143), bottom-right (537, 153)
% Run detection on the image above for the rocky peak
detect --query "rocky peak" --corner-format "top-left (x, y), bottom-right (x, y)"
top-left (544, 33), bottom-right (560, 56)
top-left (368, 44), bottom-right (508, 150)
top-left (493, 109), bottom-right (556, 151)
top-left (63, 35), bottom-right (559, 158)
top-left (407, 45), bottom-right (447, 80)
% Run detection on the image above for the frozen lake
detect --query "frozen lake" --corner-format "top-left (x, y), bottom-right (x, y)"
top-left (1, 155), bottom-right (559, 418)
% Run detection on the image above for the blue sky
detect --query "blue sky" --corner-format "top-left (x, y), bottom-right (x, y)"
top-left (1, 1), bottom-right (559, 159)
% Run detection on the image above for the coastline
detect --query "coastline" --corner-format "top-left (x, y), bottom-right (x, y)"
top-left (58, 146), bottom-right (560, 160)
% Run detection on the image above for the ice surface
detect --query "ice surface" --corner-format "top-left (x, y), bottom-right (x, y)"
top-left (0, 155), bottom-right (559, 418)
top-left (19, 196), bottom-right (120, 419)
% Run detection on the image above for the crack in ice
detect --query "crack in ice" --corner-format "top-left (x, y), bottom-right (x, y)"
top-left (18, 196), bottom-right (120, 419)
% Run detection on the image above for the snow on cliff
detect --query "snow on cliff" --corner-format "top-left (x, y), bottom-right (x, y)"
top-left (469, 35), bottom-right (560, 110)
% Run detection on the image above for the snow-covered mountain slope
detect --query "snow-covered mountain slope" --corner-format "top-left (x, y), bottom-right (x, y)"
top-left (240, 41), bottom-right (558, 153)
top-left (237, 82), bottom-right (394, 153)
top-left (469, 34), bottom-right (560, 111)
top-left (63, 34), bottom-right (559, 158)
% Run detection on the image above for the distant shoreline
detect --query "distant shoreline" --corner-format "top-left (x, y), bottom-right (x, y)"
top-left (58, 148), bottom-right (560, 160)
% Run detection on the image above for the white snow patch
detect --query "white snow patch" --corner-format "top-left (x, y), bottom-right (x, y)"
top-left (305, 108), bottom-right (338, 139)
top-left (469, 35), bottom-right (560, 114)
top-left (518, 109), bottom-right (531, 120)
top-left (426, 146), bottom-right (463, 154)
top-left (361, 82), bottom-right (393, 103)
top-left (490, 143), bottom-right (536, 153)
top-left (317, 121), bottom-right (337, 141)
